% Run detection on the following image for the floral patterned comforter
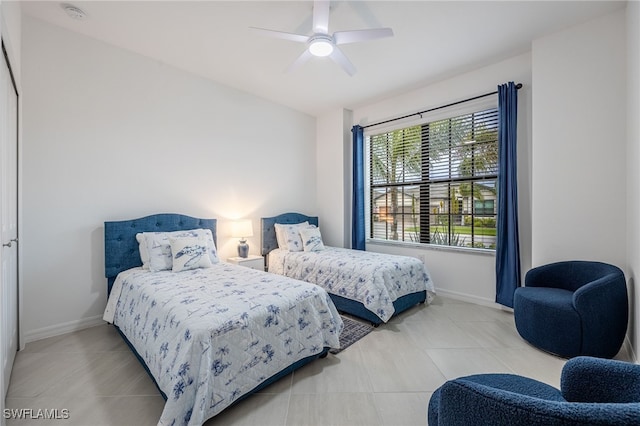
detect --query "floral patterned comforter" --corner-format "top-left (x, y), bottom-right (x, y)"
top-left (103, 264), bottom-right (342, 426)
top-left (268, 247), bottom-right (435, 323)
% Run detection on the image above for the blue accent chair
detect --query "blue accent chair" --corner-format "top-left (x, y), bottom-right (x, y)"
top-left (513, 261), bottom-right (628, 359)
top-left (428, 356), bottom-right (640, 425)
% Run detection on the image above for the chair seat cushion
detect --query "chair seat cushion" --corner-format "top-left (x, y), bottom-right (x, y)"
top-left (516, 287), bottom-right (574, 308)
top-left (514, 287), bottom-right (582, 357)
top-left (429, 374), bottom-right (565, 425)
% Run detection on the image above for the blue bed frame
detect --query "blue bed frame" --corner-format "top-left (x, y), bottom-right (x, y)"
top-left (261, 212), bottom-right (427, 325)
top-left (104, 213), bottom-right (328, 414)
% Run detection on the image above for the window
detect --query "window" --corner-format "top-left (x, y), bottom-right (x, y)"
top-left (367, 107), bottom-right (498, 249)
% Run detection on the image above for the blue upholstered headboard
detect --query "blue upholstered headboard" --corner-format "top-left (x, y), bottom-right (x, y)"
top-left (261, 212), bottom-right (318, 256)
top-left (104, 213), bottom-right (217, 294)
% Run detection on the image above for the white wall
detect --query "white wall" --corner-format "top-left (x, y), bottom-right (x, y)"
top-left (21, 17), bottom-right (317, 341)
top-left (531, 10), bottom-right (627, 268)
top-left (345, 53), bottom-right (532, 305)
top-left (626, 0), bottom-right (640, 360)
top-left (316, 108), bottom-right (351, 248)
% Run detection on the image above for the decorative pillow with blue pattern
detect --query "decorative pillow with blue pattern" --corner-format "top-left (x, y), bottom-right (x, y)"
top-left (169, 235), bottom-right (213, 272)
top-left (139, 229), bottom-right (219, 272)
top-left (299, 226), bottom-right (325, 252)
top-left (274, 222), bottom-right (309, 252)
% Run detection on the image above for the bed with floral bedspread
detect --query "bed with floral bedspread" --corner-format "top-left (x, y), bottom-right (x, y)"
top-left (262, 213), bottom-right (435, 325)
top-left (104, 214), bottom-right (342, 426)
top-left (268, 246), bottom-right (434, 323)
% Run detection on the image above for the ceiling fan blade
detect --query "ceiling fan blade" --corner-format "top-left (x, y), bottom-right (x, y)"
top-left (312, 0), bottom-right (331, 33)
top-left (249, 27), bottom-right (309, 43)
top-left (286, 49), bottom-right (314, 73)
top-left (329, 46), bottom-right (356, 76)
top-left (334, 28), bottom-right (394, 45)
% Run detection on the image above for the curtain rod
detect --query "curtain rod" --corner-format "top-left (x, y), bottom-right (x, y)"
top-left (361, 83), bottom-right (522, 130)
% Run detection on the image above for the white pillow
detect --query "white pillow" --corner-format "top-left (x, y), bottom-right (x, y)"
top-left (143, 228), bottom-right (219, 272)
top-left (274, 222), bottom-right (309, 252)
top-left (299, 226), bottom-right (325, 252)
top-left (136, 233), bottom-right (150, 269)
top-left (144, 232), bottom-right (173, 271)
top-left (169, 236), bottom-right (213, 272)
top-left (275, 222), bottom-right (304, 248)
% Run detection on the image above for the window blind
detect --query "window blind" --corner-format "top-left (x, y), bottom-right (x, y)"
top-left (367, 106), bottom-right (499, 249)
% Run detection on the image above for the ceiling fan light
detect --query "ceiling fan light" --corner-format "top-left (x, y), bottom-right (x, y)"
top-left (309, 40), bottom-right (334, 57)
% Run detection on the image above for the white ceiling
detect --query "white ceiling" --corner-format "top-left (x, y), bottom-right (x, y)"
top-left (21, 0), bottom-right (626, 116)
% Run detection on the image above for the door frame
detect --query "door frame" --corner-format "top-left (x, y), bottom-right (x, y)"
top-left (0, 34), bottom-right (20, 411)
top-left (2, 37), bottom-right (20, 359)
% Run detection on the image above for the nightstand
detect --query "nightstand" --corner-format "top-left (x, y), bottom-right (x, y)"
top-left (227, 254), bottom-right (265, 271)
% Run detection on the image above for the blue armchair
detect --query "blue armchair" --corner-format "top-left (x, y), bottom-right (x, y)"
top-left (514, 260), bottom-right (628, 358)
top-left (428, 356), bottom-right (640, 425)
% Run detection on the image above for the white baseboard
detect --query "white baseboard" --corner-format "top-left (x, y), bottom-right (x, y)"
top-left (23, 315), bottom-right (105, 344)
top-left (620, 335), bottom-right (637, 363)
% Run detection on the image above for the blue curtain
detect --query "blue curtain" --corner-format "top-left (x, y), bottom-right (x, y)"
top-left (352, 125), bottom-right (365, 250)
top-left (495, 82), bottom-right (521, 308)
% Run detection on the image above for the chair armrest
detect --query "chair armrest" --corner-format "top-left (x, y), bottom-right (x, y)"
top-left (572, 272), bottom-right (626, 309)
top-left (561, 356), bottom-right (640, 403)
top-left (572, 274), bottom-right (628, 358)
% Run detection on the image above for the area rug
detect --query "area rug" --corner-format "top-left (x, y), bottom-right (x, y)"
top-left (330, 316), bottom-right (374, 354)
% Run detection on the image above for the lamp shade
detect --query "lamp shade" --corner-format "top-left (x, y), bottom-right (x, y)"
top-left (230, 220), bottom-right (253, 238)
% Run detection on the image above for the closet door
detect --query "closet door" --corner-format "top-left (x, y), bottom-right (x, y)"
top-left (1, 42), bottom-right (18, 396)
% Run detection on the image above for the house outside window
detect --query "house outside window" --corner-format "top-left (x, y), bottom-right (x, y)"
top-left (366, 105), bottom-right (498, 250)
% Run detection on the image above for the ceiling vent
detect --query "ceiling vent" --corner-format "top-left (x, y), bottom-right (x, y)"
top-left (60, 3), bottom-right (87, 20)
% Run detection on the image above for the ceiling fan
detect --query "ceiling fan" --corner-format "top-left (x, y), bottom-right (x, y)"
top-left (250, 0), bottom-right (393, 76)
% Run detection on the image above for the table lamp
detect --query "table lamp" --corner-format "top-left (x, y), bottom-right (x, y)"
top-left (231, 220), bottom-right (253, 258)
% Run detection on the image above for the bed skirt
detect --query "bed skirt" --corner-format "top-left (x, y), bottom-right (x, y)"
top-left (329, 290), bottom-right (427, 325)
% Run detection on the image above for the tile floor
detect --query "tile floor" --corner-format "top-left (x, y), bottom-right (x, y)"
top-left (5, 296), bottom-right (633, 425)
